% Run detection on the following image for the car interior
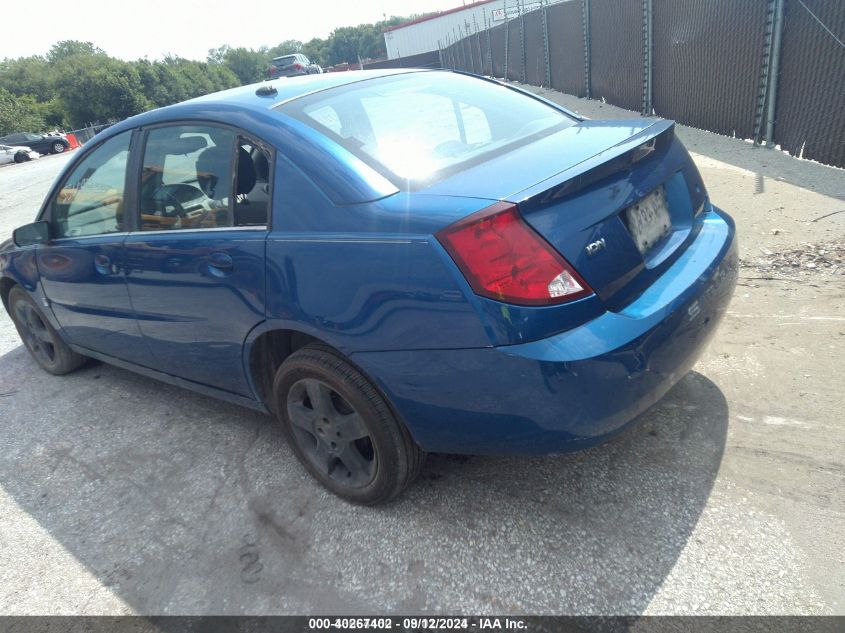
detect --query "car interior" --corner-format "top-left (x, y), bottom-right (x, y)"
top-left (139, 128), bottom-right (271, 231)
top-left (49, 127), bottom-right (272, 238)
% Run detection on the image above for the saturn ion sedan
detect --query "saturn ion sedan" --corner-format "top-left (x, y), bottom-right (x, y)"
top-left (1, 70), bottom-right (737, 504)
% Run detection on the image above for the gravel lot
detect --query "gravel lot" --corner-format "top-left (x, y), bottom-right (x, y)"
top-left (0, 96), bottom-right (843, 616)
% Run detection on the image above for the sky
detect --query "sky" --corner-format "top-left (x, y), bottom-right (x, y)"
top-left (1, 0), bottom-right (470, 61)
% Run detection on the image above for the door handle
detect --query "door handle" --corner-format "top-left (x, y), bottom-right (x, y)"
top-left (207, 251), bottom-right (234, 277)
top-left (94, 253), bottom-right (116, 275)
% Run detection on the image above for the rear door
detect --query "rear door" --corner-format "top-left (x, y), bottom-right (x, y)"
top-left (36, 130), bottom-right (154, 365)
top-left (123, 123), bottom-right (271, 397)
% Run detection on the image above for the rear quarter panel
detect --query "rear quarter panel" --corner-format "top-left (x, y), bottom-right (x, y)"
top-left (264, 154), bottom-right (493, 353)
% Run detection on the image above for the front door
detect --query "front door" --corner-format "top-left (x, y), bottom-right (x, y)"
top-left (37, 130), bottom-right (154, 366)
top-left (123, 124), bottom-right (271, 397)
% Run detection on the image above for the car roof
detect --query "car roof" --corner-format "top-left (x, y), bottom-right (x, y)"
top-left (91, 70), bottom-right (435, 205)
top-left (190, 68), bottom-right (425, 108)
top-left (103, 69), bottom-right (429, 137)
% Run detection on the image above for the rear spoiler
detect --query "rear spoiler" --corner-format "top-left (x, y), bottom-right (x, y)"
top-left (512, 120), bottom-right (676, 208)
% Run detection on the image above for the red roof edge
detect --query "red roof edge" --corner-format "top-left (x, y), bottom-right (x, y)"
top-left (383, 0), bottom-right (497, 33)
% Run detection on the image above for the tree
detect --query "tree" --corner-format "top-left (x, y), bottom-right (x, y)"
top-left (54, 56), bottom-right (153, 125)
top-left (0, 13), bottom-right (415, 131)
top-left (300, 38), bottom-right (328, 67)
top-left (267, 40), bottom-right (304, 59)
top-left (326, 26), bottom-right (361, 66)
top-left (0, 56), bottom-right (55, 101)
top-left (47, 40), bottom-right (105, 63)
top-left (222, 47), bottom-right (269, 84)
top-left (0, 88), bottom-right (45, 136)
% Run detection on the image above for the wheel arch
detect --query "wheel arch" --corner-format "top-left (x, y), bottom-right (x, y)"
top-left (247, 327), bottom-right (320, 412)
top-left (245, 327), bottom-right (415, 449)
top-left (0, 277), bottom-right (18, 314)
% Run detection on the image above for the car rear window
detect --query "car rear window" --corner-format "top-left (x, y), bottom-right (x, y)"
top-left (273, 56), bottom-right (297, 67)
top-left (278, 72), bottom-right (576, 187)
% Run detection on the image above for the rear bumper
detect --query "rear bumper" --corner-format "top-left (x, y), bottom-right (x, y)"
top-left (353, 206), bottom-right (737, 454)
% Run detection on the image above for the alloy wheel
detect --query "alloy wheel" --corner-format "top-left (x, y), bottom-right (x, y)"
top-left (14, 302), bottom-right (56, 366)
top-left (286, 378), bottom-right (376, 488)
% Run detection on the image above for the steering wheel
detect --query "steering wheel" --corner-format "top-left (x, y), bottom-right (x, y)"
top-left (151, 184), bottom-right (187, 218)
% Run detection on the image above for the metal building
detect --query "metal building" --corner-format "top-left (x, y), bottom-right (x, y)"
top-left (383, 0), bottom-right (549, 60)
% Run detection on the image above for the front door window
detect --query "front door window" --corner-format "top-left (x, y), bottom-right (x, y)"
top-left (50, 131), bottom-right (131, 238)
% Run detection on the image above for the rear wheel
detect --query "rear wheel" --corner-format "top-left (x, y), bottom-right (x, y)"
top-left (273, 343), bottom-right (425, 504)
top-left (8, 286), bottom-right (86, 375)
top-left (51, 141), bottom-right (66, 154)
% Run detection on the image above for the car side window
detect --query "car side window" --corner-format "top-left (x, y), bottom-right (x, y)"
top-left (234, 138), bottom-right (272, 227)
top-left (50, 131), bottom-right (131, 238)
top-left (139, 125), bottom-right (268, 231)
top-left (140, 125), bottom-right (236, 231)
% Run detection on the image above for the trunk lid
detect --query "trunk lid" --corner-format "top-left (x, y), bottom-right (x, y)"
top-left (427, 118), bottom-right (707, 309)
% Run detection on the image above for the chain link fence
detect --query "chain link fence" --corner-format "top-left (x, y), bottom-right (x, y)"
top-left (363, 50), bottom-right (442, 71)
top-left (439, 0), bottom-right (845, 169)
top-left (66, 121), bottom-right (117, 145)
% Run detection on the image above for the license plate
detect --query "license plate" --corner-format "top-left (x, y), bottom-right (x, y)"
top-left (624, 186), bottom-right (671, 254)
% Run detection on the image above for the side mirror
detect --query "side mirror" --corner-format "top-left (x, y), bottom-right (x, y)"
top-left (13, 221), bottom-right (50, 247)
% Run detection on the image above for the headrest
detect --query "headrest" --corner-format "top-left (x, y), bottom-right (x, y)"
top-left (196, 145), bottom-right (258, 199)
top-left (236, 147), bottom-right (256, 195)
top-left (195, 145), bottom-right (232, 199)
top-left (253, 150), bottom-right (270, 181)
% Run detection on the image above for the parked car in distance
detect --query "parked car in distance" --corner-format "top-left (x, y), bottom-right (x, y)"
top-left (268, 53), bottom-right (321, 78)
top-left (0, 132), bottom-right (70, 155)
top-left (0, 143), bottom-right (39, 164)
top-left (1, 70), bottom-right (737, 505)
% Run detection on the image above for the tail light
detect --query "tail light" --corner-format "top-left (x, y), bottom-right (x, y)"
top-left (294, 63), bottom-right (303, 70)
top-left (436, 202), bottom-right (592, 306)
top-left (269, 66), bottom-right (276, 77)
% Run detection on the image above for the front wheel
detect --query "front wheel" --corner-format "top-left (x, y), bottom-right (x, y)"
top-left (51, 141), bottom-right (66, 154)
top-left (13, 152), bottom-right (27, 163)
top-left (273, 343), bottom-right (425, 504)
top-left (8, 286), bottom-right (86, 375)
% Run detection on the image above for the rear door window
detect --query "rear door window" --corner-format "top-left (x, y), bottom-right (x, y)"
top-left (138, 125), bottom-right (269, 231)
top-left (140, 125), bottom-right (235, 231)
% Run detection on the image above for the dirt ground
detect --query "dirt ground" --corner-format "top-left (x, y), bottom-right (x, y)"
top-left (0, 90), bottom-right (843, 616)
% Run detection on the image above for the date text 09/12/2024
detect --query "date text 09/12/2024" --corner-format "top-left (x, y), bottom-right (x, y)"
top-left (307, 618), bottom-right (528, 630)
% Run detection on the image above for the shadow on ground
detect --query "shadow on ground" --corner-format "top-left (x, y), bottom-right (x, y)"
top-left (0, 345), bottom-right (728, 614)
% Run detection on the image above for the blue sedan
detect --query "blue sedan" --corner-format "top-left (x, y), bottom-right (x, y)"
top-left (0, 70), bottom-right (737, 504)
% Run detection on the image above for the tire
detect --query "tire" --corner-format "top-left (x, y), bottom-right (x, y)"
top-left (13, 152), bottom-right (26, 163)
top-left (51, 141), bottom-right (66, 154)
top-left (273, 343), bottom-right (425, 505)
top-left (8, 286), bottom-right (86, 375)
